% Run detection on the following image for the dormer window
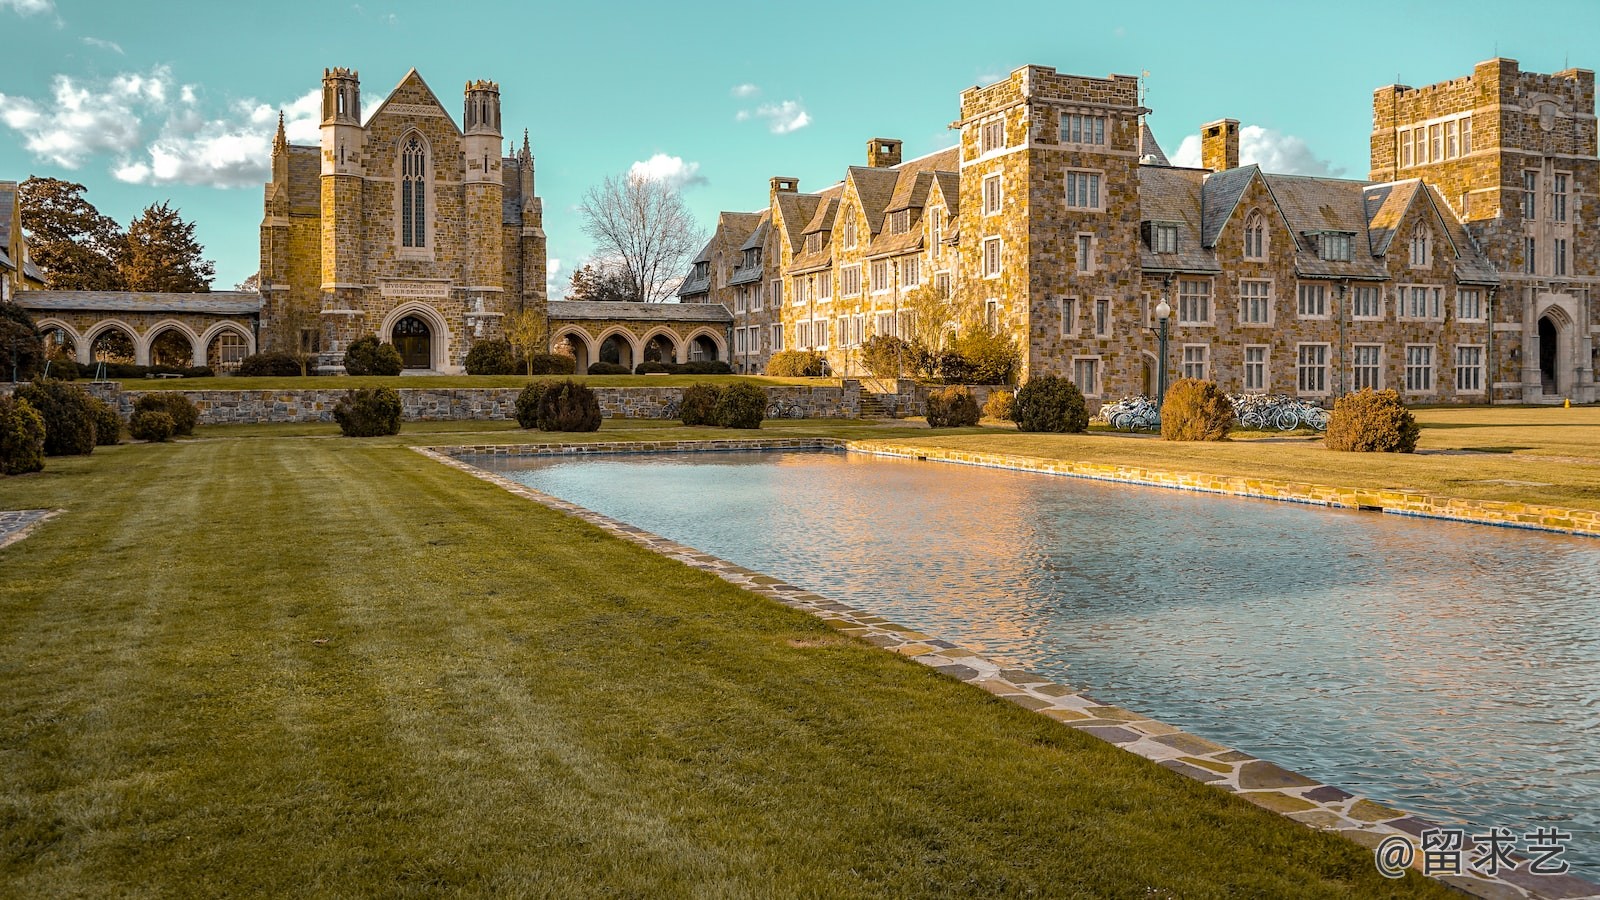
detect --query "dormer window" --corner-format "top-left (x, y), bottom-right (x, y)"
top-left (743, 247), bottom-right (762, 268)
top-left (1152, 223), bottom-right (1178, 254)
top-left (1315, 232), bottom-right (1353, 262)
top-left (694, 261), bottom-right (709, 280)
top-left (805, 233), bottom-right (824, 254)
top-left (890, 209), bottom-right (911, 234)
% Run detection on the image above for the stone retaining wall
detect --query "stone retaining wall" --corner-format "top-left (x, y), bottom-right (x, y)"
top-left (77, 382), bottom-right (860, 425)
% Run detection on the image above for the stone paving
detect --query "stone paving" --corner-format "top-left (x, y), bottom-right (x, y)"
top-left (0, 509), bottom-right (57, 551)
top-left (421, 440), bottom-right (1600, 899)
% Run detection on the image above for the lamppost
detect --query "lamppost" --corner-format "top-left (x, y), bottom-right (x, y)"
top-left (1154, 295), bottom-right (1171, 405)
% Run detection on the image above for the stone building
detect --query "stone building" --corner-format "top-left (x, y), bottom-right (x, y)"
top-left (259, 67), bottom-right (548, 373)
top-left (0, 181), bottom-right (45, 303)
top-left (693, 57), bottom-right (1597, 404)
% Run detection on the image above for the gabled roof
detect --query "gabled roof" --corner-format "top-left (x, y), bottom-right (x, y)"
top-left (932, 172), bottom-right (960, 216)
top-left (365, 68), bottom-right (462, 136)
top-left (845, 166), bottom-right (900, 234)
top-left (1362, 180), bottom-right (1419, 256)
top-left (800, 195), bottom-right (839, 235)
top-left (1138, 120), bottom-right (1170, 166)
top-left (774, 191), bottom-right (822, 251)
top-left (1198, 164), bottom-right (1260, 248)
top-left (1263, 173), bottom-right (1387, 279)
top-left (729, 211), bottom-right (772, 286)
top-left (737, 216), bottom-right (769, 253)
top-left (0, 183), bottom-right (42, 283)
top-left (1419, 183), bottom-right (1499, 286)
top-left (1138, 166), bottom-right (1219, 274)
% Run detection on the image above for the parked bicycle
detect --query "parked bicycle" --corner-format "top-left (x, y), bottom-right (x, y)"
top-left (1097, 395), bottom-right (1161, 432)
top-left (1227, 393), bottom-right (1328, 432)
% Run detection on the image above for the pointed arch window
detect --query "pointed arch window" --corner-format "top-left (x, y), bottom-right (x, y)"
top-left (401, 135), bottom-right (427, 248)
top-left (1244, 211), bottom-right (1267, 260)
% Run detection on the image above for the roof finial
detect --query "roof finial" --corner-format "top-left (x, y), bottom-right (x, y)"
top-left (521, 128), bottom-right (531, 158)
top-left (273, 110), bottom-right (287, 152)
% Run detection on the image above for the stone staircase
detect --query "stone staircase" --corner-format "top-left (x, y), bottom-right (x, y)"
top-left (858, 393), bottom-right (893, 419)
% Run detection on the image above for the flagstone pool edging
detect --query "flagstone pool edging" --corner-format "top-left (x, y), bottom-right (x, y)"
top-left (418, 440), bottom-right (1600, 899)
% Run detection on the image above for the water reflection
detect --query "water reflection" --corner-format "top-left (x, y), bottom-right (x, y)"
top-left (476, 449), bottom-right (1600, 872)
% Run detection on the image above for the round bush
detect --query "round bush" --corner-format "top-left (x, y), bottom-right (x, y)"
top-left (935, 351), bottom-right (975, 385)
top-left (765, 350), bottom-right (824, 378)
top-left (134, 393), bottom-right (199, 437)
top-left (514, 382), bottom-right (550, 429)
top-left (333, 387), bottom-right (403, 437)
top-left (0, 396), bottom-right (46, 475)
top-left (533, 380), bottom-right (602, 432)
top-left (129, 409), bottom-right (175, 443)
top-left (236, 352), bottom-right (304, 377)
top-left (713, 382), bottom-right (766, 429)
top-left (634, 361), bottom-right (673, 374)
top-left (343, 335), bottom-right (403, 376)
top-left (679, 383), bottom-right (723, 426)
top-left (1012, 375), bottom-right (1089, 434)
top-left (951, 330), bottom-right (1021, 385)
top-left (0, 314), bottom-right (46, 382)
top-left (15, 380), bottom-right (97, 456)
top-left (464, 338), bottom-right (519, 376)
top-left (1325, 389), bottom-right (1419, 453)
top-left (586, 361), bottom-right (632, 376)
top-left (89, 397), bottom-right (122, 445)
top-left (982, 390), bottom-right (1014, 421)
top-left (1160, 378), bottom-right (1236, 442)
top-left (526, 353), bottom-right (577, 376)
top-left (925, 385), bottom-right (980, 427)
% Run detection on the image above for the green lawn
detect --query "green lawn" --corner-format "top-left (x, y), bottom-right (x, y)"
top-left (121, 373), bottom-right (838, 391)
top-left (0, 423), bottom-right (1445, 897)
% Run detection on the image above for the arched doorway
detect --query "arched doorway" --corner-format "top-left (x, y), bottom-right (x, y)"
top-left (643, 334), bottom-right (676, 364)
top-left (1538, 316), bottom-right (1559, 395)
top-left (41, 327), bottom-right (76, 365)
top-left (599, 334), bottom-right (633, 368)
top-left (90, 327), bottom-right (137, 364)
top-left (553, 332), bottom-right (590, 372)
top-left (394, 316), bottom-right (432, 369)
top-left (690, 334), bottom-right (720, 362)
top-left (149, 329), bottom-right (196, 368)
top-left (207, 329), bottom-right (250, 373)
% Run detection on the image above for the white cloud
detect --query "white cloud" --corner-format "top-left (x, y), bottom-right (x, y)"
top-left (82, 36), bottom-right (123, 54)
top-left (546, 257), bottom-right (564, 299)
top-left (0, 65), bottom-right (327, 188)
top-left (1170, 124), bottom-right (1344, 177)
top-left (738, 100), bottom-right (809, 135)
top-left (1, 0), bottom-right (53, 16)
top-left (628, 153), bottom-right (706, 189)
top-left (730, 83), bottom-right (759, 98)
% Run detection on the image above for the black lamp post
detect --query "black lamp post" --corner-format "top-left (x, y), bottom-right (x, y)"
top-left (1154, 295), bottom-right (1171, 404)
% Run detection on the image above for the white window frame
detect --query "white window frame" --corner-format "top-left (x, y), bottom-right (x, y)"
top-left (770, 323), bottom-right (784, 351)
top-left (1093, 297), bottom-right (1111, 338)
top-left (1455, 287), bottom-right (1483, 322)
top-left (1455, 344), bottom-right (1485, 394)
top-left (1060, 297), bottom-right (1078, 337)
top-left (902, 256), bottom-right (921, 288)
top-left (1397, 285), bottom-right (1443, 322)
top-left (841, 265), bottom-right (862, 298)
top-left (984, 299), bottom-right (1001, 332)
top-left (1180, 344), bottom-right (1209, 381)
top-left (1064, 170), bottom-right (1104, 211)
top-left (1060, 112), bottom-right (1107, 146)
top-left (982, 236), bottom-right (1002, 278)
top-left (1243, 345), bottom-right (1269, 393)
top-left (1352, 343), bottom-right (1383, 391)
top-left (1296, 343), bottom-right (1330, 396)
top-left (980, 118), bottom-right (1005, 154)
top-left (1409, 229), bottom-right (1430, 268)
top-left (982, 173), bottom-right (1002, 216)
top-left (870, 259), bottom-right (891, 294)
top-left (1071, 355), bottom-right (1103, 398)
top-left (1296, 282), bottom-right (1328, 319)
top-left (814, 318), bottom-right (829, 350)
top-left (1523, 170), bottom-right (1539, 221)
top-left (1404, 344), bottom-right (1435, 395)
top-left (1238, 279), bottom-right (1273, 326)
top-left (817, 271), bottom-right (832, 302)
top-left (1554, 172), bottom-right (1569, 223)
top-left (1177, 278), bottom-right (1212, 326)
top-left (1351, 285), bottom-right (1383, 321)
top-left (1075, 233), bottom-right (1095, 274)
top-left (1243, 211), bottom-right (1267, 260)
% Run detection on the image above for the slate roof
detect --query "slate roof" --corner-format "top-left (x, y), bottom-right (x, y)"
top-left (1262, 173), bottom-right (1388, 279)
top-left (846, 166), bottom-right (901, 234)
top-left (0, 183), bottom-right (45, 283)
top-left (15, 291), bottom-right (264, 314)
top-left (1362, 180), bottom-right (1417, 257)
top-left (1198, 165), bottom-right (1260, 248)
top-left (932, 172), bottom-right (961, 217)
top-left (1138, 120), bottom-right (1170, 166)
top-left (1138, 166), bottom-right (1219, 274)
top-left (1421, 183), bottom-right (1499, 285)
top-left (547, 300), bottom-right (732, 323)
top-left (0, 248), bottom-right (12, 272)
top-left (774, 192), bottom-right (821, 251)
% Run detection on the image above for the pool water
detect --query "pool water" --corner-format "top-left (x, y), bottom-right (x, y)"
top-left (476, 449), bottom-right (1600, 872)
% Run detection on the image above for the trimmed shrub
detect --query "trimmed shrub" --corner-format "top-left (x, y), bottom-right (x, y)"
top-left (514, 382), bottom-right (548, 429)
top-left (1160, 378), bottom-right (1236, 442)
top-left (713, 382), bottom-right (766, 429)
top-left (679, 359), bottom-right (733, 375)
top-left (982, 389), bottom-right (1015, 422)
top-left (534, 380), bottom-right (602, 432)
top-left (134, 393), bottom-right (199, 437)
top-left (925, 386), bottom-right (980, 427)
top-left (343, 336), bottom-right (404, 376)
top-left (634, 361), bottom-right (673, 374)
top-left (1012, 375), bottom-right (1089, 434)
top-left (15, 380), bottom-right (97, 456)
top-left (586, 361), bottom-right (632, 375)
top-left (679, 383), bottom-right (723, 426)
top-left (93, 363), bottom-right (212, 379)
top-left (89, 398), bottom-right (122, 445)
top-left (951, 329), bottom-right (1021, 385)
top-left (129, 409), bottom-right (175, 443)
top-left (935, 351), bottom-right (975, 384)
top-left (43, 357), bottom-right (80, 380)
top-left (0, 396), bottom-right (46, 475)
top-left (766, 350), bottom-right (824, 377)
top-left (464, 338), bottom-right (519, 376)
top-left (237, 352), bottom-right (304, 377)
top-left (333, 387), bottom-right (403, 437)
top-left (526, 353), bottom-right (577, 376)
top-left (1325, 389), bottom-right (1419, 453)
top-left (860, 335), bottom-right (911, 380)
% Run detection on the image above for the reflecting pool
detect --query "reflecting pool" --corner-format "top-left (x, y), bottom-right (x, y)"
top-left (475, 449), bottom-right (1600, 871)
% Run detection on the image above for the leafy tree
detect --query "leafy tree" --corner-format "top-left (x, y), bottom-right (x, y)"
top-left (577, 173), bottom-right (704, 303)
top-left (259, 296), bottom-right (317, 375)
top-left (120, 202), bottom-right (215, 292)
top-left (18, 177), bottom-right (125, 290)
top-left (236, 272), bottom-right (260, 291)
top-left (0, 302), bottom-right (46, 382)
top-left (502, 306), bottom-right (549, 375)
top-left (566, 261), bottom-right (639, 303)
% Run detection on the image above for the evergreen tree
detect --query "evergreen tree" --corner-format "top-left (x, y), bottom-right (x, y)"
top-left (18, 177), bottom-right (125, 290)
top-left (566, 261), bottom-right (639, 302)
top-left (120, 202), bottom-right (215, 293)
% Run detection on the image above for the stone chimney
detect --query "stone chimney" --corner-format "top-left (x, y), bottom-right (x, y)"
top-left (1201, 119), bottom-right (1240, 171)
top-left (769, 176), bottom-right (799, 199)
top-left (868, 137), bottom-right (903, 168)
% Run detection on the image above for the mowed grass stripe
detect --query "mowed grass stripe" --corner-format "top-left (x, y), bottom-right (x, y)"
top-left (1, 434), bottom-right (1447, 897)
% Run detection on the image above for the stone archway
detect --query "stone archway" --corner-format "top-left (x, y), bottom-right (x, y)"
top-left (204, 325), bottom-right (254, 373)
top-left (393, 315), bottom-right (432, 369)
top-left (689, 333), bottom-right (721, 362)
top-left (598, 333), bottom-right (634, 368)
top-left (379, 303), bottom-right (452, 373)
top-left (87, 323), bottom-right (139, 365)
top-left (551, 329), bottom-right (592, 372)
top-left (1538, 316), bottom-right (1559, 395)
top-left (642, 331), bottom-right (677, 364)
top-left (148, 327), bottom-right (199, 368)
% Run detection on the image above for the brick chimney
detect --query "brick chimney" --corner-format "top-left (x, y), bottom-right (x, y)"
top-left (1201, 119), bottom-right (1240, 171)
top-left (867, 137), bottom-right (903, 168)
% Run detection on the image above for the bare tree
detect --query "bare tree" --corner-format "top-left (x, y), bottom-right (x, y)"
top-left (577, 173), bottom-right (705, 303)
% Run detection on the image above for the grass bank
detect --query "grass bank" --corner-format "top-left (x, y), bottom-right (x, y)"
top-left (0, 427), bottom-right (1441, 896)
top-left (116, 373), bottom-right (838, 391)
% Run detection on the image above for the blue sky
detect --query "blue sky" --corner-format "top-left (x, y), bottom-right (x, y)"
top-left (1, 0), bottom-right (1595, 293)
